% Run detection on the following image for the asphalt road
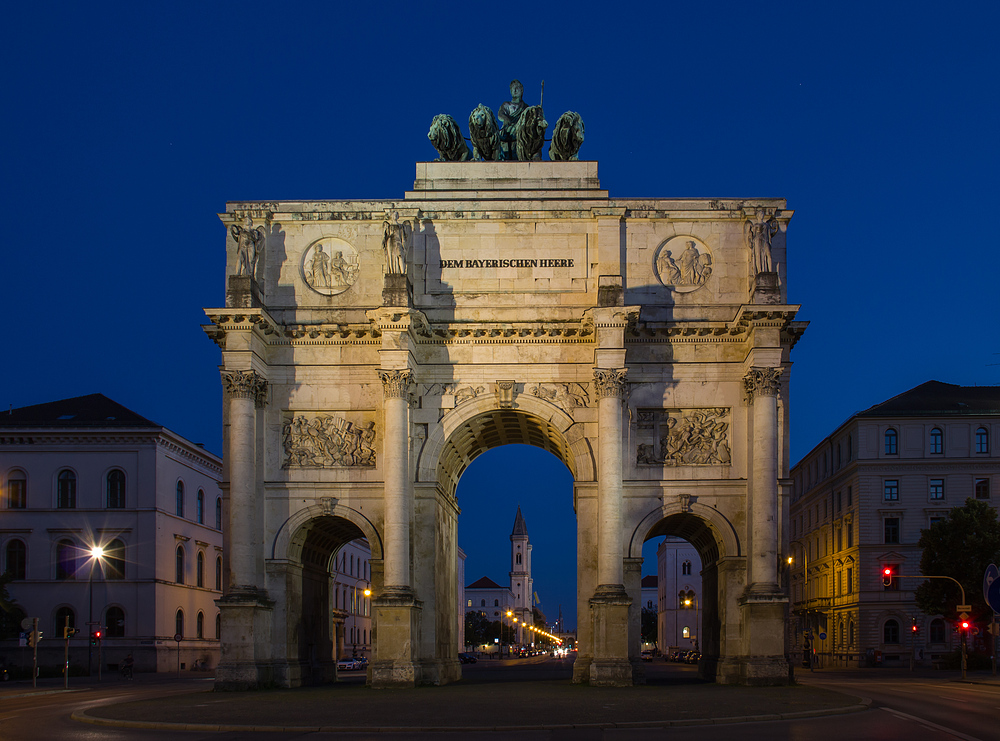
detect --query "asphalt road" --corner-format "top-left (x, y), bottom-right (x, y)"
top-left (1, 662), bottom-right (993, 739)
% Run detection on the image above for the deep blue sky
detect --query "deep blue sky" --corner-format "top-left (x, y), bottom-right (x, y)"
top-left (4, 2), bottom-right (998, 631)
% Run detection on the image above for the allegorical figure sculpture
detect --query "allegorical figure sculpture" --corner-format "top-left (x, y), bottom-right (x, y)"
top-left (549, 111), bottom-right (585, 161)
top-left (498, 79), bottom-right (528, 160)
top-left (428, 114), bottom-right (471, 162)
top-left (744, 208), bottom-right (779, 276)
top-left (382, 212), bottom-right (411, 275)
top-left (468, 104), bottom-right (501, 161)
top-left (230, 216), bottom-right (266, 278)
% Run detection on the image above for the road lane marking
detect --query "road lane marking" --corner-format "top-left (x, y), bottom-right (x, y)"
top-left (880, 707), bottom-right (981, 741)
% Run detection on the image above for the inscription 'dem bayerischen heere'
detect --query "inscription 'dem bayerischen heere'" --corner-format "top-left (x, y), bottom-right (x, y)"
top-left (439, 258), bottom-right (574, 269)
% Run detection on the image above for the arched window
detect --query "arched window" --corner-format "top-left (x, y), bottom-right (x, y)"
top-left (976, 427), bottom-right (990, 454)
top-left (930, 428), bottom-right (943, 454)
top-left (106, 469), bottom-right (125, 508)
top-left (215, 613), bottom-right (221, 640)
top-left (930, 618), bottom-right (946, 643)
top-left (5, 539), bottom-right (26, 579)
top-left (56, 539), bottom-right (77, 579)
top-left (55, 606), bottom-right (75, 635)
top-left (105, 606), bottom-right (125, 637)
top-left (481, 599), bottom-right (486, 607)
top-left (7, 470), bottom-right (26, 509)
top-left (516, 553), bottom-right (522, 565)
top-left (105, 539), bottom-right (125, 580)
top-left (682, 626), bottom-right (690, 638)
top-left (215, 556), bottom-right (222, 591)
top-left (215, 498), bottom-right (222, 530)
top-left (57, 470), bottom-right (76, 508)
top-left (196, 490), bottom-right (204, 524)
top-left (197, 551), bottom-right (205, 587)
top-left (883, 619), bottom-right (900, 644)
top-left (494, 599), bottom-right (499, 607)
top-left (175, 546), bottom-right (185, 584)
top-left (196, 611), bottom-right (204, 639)
top-left (175, 481), bottom-right (184, 517)
top-left (682, 560), bottom-right (692, 576)
top-left (884, 429), bottom-right (898, 455)
top-left (175, 609), bottom-right (184, 638)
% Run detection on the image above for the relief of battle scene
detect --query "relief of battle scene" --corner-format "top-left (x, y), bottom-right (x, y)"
top-left (282, 413), bottom-right (376, 468)
top-left (527, 382), bottom-right (590, 410)
top-left (636, 408), bottom-right (731, 466)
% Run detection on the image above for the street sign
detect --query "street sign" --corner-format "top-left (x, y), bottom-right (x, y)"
top-left (959, 612), bottom-right (969, 621)
top-left (984, 564), bottom-right (1000, 614)
top-left (818, 632), bottom-right (827, 640)
top-left (20, 617), bottom-right (34, 631)
top-left (957, 605), bottom-right (972, 613)
top-left (173, 633), bottom-right (182, 642)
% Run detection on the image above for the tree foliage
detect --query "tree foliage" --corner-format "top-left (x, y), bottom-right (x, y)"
top-left (641, 607), bottom-right (658, 646)
top-left (464, 611), bottom-right (496, 645)
top-left (916, 498), bottom-right (1000, 621)
top-left (0, 572), bottom-right (25, 640)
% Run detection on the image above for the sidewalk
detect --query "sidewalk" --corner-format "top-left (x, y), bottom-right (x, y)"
top-left (70, 665), bottom-right (869, 733)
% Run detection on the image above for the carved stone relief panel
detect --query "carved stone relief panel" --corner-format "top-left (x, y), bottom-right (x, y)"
top-left (635, 408), bottom-right (731, 466)
top-left (527, 382), bottom-right (590, 410)
top-left (302, 237), bottom-right (360, 296)
top-left (653, 236), bottom-right (713, 292)
top-left (282, 413), bottom-right (376, 468)
top-left (422, 383), bottom-right (487, 406)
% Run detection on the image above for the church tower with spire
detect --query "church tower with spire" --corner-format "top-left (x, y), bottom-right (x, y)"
top-left (509, 506), bottom-right (533, 642)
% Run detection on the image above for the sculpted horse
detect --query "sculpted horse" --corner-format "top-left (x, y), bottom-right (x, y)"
top-left (549, 111), bottom-right (585, 161)
top-left (428, 114), bottom-right (471, 162)
top-left (468, 104), bottom-right (501, 161)
top-left (514, 105), bottom-right (547, 161)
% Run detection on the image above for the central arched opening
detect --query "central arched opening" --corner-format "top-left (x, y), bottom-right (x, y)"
top-left (439, 408), bottom-right (579, 682)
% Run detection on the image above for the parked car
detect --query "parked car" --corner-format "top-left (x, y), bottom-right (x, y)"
top-left (458, 652), bottom-right (478, 664)
top-left (640, 650), bottom-right (654, 662)
top-left (337, 658), bottom-right (361, 671)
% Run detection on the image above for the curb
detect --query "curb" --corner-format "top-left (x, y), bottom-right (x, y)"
top-left (71, 698), bottom-right (871, 733)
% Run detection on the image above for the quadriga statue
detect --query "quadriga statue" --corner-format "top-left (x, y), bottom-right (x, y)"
top-left (468, 104), bottom-right (501, 161)
top-left (549, 111), bottom-right (585, 161)
top-left (428, 114), bottom-right (471, 162)
top-left (515, 105), bottom-right (548, 161)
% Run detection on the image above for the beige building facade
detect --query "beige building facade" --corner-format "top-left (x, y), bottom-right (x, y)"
top-left (204, 161), bottom-right (805, 689)
top-left (789, 381), bottom-right (999, 668)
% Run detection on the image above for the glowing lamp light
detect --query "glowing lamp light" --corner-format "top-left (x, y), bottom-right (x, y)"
top-left (91, 545), bottom-right (105, 559)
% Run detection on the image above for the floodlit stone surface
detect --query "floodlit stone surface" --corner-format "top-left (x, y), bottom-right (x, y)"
top-left (205, 162), bottom-right (804, 688)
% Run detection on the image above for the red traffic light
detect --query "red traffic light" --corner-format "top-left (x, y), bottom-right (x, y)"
top-left (911, 624), bottom-right (918, 632)
top-left (94, 630), bottom-right (101, 639)
top-left (883, 568), bottom-right (891, 576)
top-left (961, 621), bottom-right (970, 630)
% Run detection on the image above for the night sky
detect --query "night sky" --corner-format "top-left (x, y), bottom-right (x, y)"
top-left (5, 2), bottom-right (998, 631)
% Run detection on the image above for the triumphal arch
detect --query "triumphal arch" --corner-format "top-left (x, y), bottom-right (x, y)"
top-left (205, 157), bottom-right (805, 689)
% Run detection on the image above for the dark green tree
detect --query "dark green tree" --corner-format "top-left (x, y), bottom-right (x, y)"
top-left (916, 498), bottom-right (1000, 622)
top-left (464, 611), bottom-right (492, 646)
top-left (0, 572), bottom-right (25, 640)
top-left (641, 607), bottom-right (658, 647)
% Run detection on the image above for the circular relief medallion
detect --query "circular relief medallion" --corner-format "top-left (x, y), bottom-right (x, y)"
top-left (302, 237), bottom-right (360, 296)
top-left (653, 236), bottom-right (713, 293)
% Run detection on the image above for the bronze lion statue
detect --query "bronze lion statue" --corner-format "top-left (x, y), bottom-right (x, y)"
top-left (428, 114), bottom-right (471, 162)
top-left (549, 111), bottom-right (585, 161)
top-left (468, 104), bottom-right (501, 161)
top-left (514, 105), bottom-right (548, 161)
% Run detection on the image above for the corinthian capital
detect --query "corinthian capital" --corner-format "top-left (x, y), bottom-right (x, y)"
top-left (593, 368), bottom-right (628, 399)
top-left (744, 367), bottom-right (782, 402)
top-left (222, 369), bottom-right (268, 407)
top-left (379, 369), bottom-right (413, 399)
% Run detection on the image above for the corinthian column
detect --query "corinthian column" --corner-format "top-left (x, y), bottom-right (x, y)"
top-left (222, 369), bottom-right (267, 593)
top-left (744, 366), bottom-right (782, 592)
top-left (379, 369), bottom-right (412, 591)
top-left (593, 368), bottom-right (628, 590)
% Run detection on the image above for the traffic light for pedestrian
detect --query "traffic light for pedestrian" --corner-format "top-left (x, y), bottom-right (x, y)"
top-left (911, 620), bottom-right (919, 634)
top-left (882, 567), bottom-right (892, 587)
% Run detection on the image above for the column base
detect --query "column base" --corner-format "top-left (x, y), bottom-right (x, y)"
top-left (215, 592), bottom-right (275, 691)
top-left (734, 590), bottom-right (790, 686)
top-left (371, 587), bottom-right (422, 689)
top-left (589, 585), bottom-right (632, 686)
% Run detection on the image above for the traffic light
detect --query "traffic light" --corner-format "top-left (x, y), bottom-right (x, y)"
top-left (26, 630), bottom-right (39, 648)
top-left (882, 567), bottom-right (893, 587)
top-left (63, 626), bottom-right (79, 639)
top-left (90, 630), bottom-right (102, 646)
top-left (911, 619), bottom-right (919, 635)
top-left (961, 620), bottom-right (970, 632)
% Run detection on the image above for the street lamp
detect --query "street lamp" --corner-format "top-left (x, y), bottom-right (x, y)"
top-left (87, 545), bottom-right (105, 677)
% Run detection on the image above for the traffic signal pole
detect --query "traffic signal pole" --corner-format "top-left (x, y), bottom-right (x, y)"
top-left (885, 571), bottom-right (969, 679)
top-left (31, 618), bottom-right (38, 689)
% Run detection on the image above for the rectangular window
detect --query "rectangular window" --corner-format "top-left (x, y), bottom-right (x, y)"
top-left (884, 518), bottom-right (900, 544)
top-left (836, 491), bottom-right (842, 513)
top-left (836, 571), bottom-right (842, 595)
top-left (929, 479), bottom-right (944, 500)
top-left (847, 486), bottom-right (853, 507)
top-left (846, 567), bottom-right (853, 594)
top-left (976, 479), bottom-right (990, 499)
top-left (847, 522), bottom-right (854, 548)
top-left (884, 480), bottom-right (899, 501)
top-left (930, 517), bottom-right (944, 527)
top-left (836, 528), bottom-right (842, 551)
